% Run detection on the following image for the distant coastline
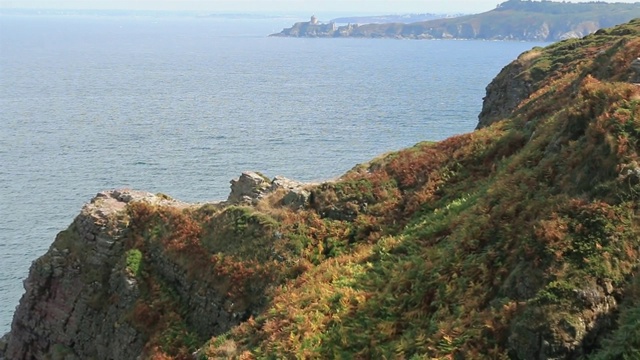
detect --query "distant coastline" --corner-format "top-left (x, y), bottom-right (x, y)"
top-left (270, 0), bottom-right (640, 41)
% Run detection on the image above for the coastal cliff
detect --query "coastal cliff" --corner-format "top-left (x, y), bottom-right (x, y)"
top-left (4, 19), bottom-right (640, 360)
top-left (271, 0), bottom-right (640, 41)
top-left (0, 176), bottom-right (309, 360)
top-left (1, 190), bottom-right (153, 359)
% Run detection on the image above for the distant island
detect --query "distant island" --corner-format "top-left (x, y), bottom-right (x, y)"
top-left (270, 0), bottom-right (640, 41)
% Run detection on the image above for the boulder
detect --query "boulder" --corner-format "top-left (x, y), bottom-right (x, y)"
top-left (227, 172), bottom-right (271, 204)
top-left (227, 172), bottom-right (310, 208)
top-left (282, 188), bottom-right (311, 209)
top-left (508, 281), bottom-right (617, 359)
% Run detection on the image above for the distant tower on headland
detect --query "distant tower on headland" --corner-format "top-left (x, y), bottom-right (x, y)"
top-left (310, 15), bottom-right (318, 25)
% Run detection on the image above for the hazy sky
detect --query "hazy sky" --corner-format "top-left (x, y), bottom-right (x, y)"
top-left (1, 0), bottom-right (638, 15)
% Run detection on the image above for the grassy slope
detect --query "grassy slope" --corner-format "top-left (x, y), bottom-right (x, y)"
top-left (124, 20), bottom-right (640, 359)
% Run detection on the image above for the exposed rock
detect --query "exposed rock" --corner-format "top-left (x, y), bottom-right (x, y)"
top-left (269, 175), bottom-right (303, 192)
top-left (3, 190), bottom-right (179, 360)
top-left (271, 176), bottom-right (310, 209)
top-left (477, 56), bottom-right (534, 129)
top-left (559, 21), bottom-right (599, 40)
top-left (508, 282), bottom-right (618, 359)
top-left (4, 182), bottom-right (312, 359)
top-left (630, 57), bottom-right (640, 83)
top-left (227, 171), bottom-right (271, 204)
top-left (281, 188), bottom-right (311, 209)
top-left (0, 333), bottom-right (9, 360)
top-left (228, 172), bottom-right (310, 208)
top-left (620, 162), bottom-right (640, 185)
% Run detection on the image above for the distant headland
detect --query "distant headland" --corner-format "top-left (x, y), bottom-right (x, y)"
top-left (270, 0), bottom-right (640, 41)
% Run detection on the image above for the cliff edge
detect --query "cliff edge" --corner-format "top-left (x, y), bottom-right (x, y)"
top-left (478, 21), bottom-right (640, 128)
top-left (1, 175), bottom-right (310, 360)
top-left (4, 19), bottom-right (640, 360)
top-left (1, 191), bottom-right (179, 359)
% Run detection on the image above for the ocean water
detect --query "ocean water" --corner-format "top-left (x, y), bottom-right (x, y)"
top-left (0, 12), bottom-right (545, 333)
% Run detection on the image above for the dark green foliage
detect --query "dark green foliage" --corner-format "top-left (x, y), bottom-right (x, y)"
top-left (125, 249), bottom-right (143, 277)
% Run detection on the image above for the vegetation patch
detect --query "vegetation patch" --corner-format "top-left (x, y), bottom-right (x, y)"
top-left (125, 249), bottom-right (143, 277)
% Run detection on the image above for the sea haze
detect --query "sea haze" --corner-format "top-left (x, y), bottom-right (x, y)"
top-left (0, 12), bottom-right (546, 333)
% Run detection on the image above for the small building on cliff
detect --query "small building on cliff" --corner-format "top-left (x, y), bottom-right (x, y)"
top-left (271, 15), bottom-right (337, 37)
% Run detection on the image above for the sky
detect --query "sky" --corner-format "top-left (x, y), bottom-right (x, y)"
top-left (0, 0), bottom-right (638, 15)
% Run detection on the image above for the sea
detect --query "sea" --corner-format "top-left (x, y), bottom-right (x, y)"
top-left (0, 10), bottom-right (547, 334)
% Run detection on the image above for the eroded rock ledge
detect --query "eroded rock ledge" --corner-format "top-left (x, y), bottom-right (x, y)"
top-left (1, 190), bottom-right (177, 360)
top-left (0, 173), bottom-right (310, 360)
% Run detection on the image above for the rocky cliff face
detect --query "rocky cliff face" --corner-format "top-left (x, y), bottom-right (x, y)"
top-left (0, 190), bottom-right (246, 359)
top-left (1, 190), bottom-right (151, 360)
top-left (477, 53), bottom-right (537, 129)
top-left (0, 173), bottom-right (311, 360)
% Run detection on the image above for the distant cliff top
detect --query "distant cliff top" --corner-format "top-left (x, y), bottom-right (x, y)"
top-left (271, 0), bottom-right (640, 41)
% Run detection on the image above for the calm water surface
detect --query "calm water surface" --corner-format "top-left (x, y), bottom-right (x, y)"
top-left (0, 13), bottom-right (545, 333)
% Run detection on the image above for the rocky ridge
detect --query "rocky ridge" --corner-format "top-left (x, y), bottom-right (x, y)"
top-left (0, 173), bottom-right (311, 360)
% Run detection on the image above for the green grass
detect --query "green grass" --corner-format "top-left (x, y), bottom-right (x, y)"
top-left (125, 249), bottom-right (143, 277)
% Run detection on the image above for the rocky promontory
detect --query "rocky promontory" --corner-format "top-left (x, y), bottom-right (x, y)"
top-left (2, 190), bottom-right (163, 359)
top-left (0, 174), bottom-right (312, 360)
top-left (5, 18), bottom-right (640, 360)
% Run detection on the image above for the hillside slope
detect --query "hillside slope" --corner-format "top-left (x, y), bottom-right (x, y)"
top-left (3, 19), bottom-right (640, 360)
top-left (271, 0), bottom-right (640, 41)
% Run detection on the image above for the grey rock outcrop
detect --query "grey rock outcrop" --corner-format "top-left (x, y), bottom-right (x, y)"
top-left (227, 171), bottom-right (271, 204)
top-left (2, 190), bottom-right (179, 360)
top-left (2, 174), bottom-right (315, 359)
top-left (630, 57), bottom-right (640, 83)
top-left (227, 172), bottom-right (310, 208)
top-left (4, 191), bottom-right (147, 359)
top-left (2, 189), bottom-right (264, 360)
top-left (271, 176), bottom-right (310, 209)
top-left (477, 53), bottom-right (536, 129)
top-left (0, 333), bottom-right (9, 360)
top-left (508, 281), bottom-right (618, 359)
